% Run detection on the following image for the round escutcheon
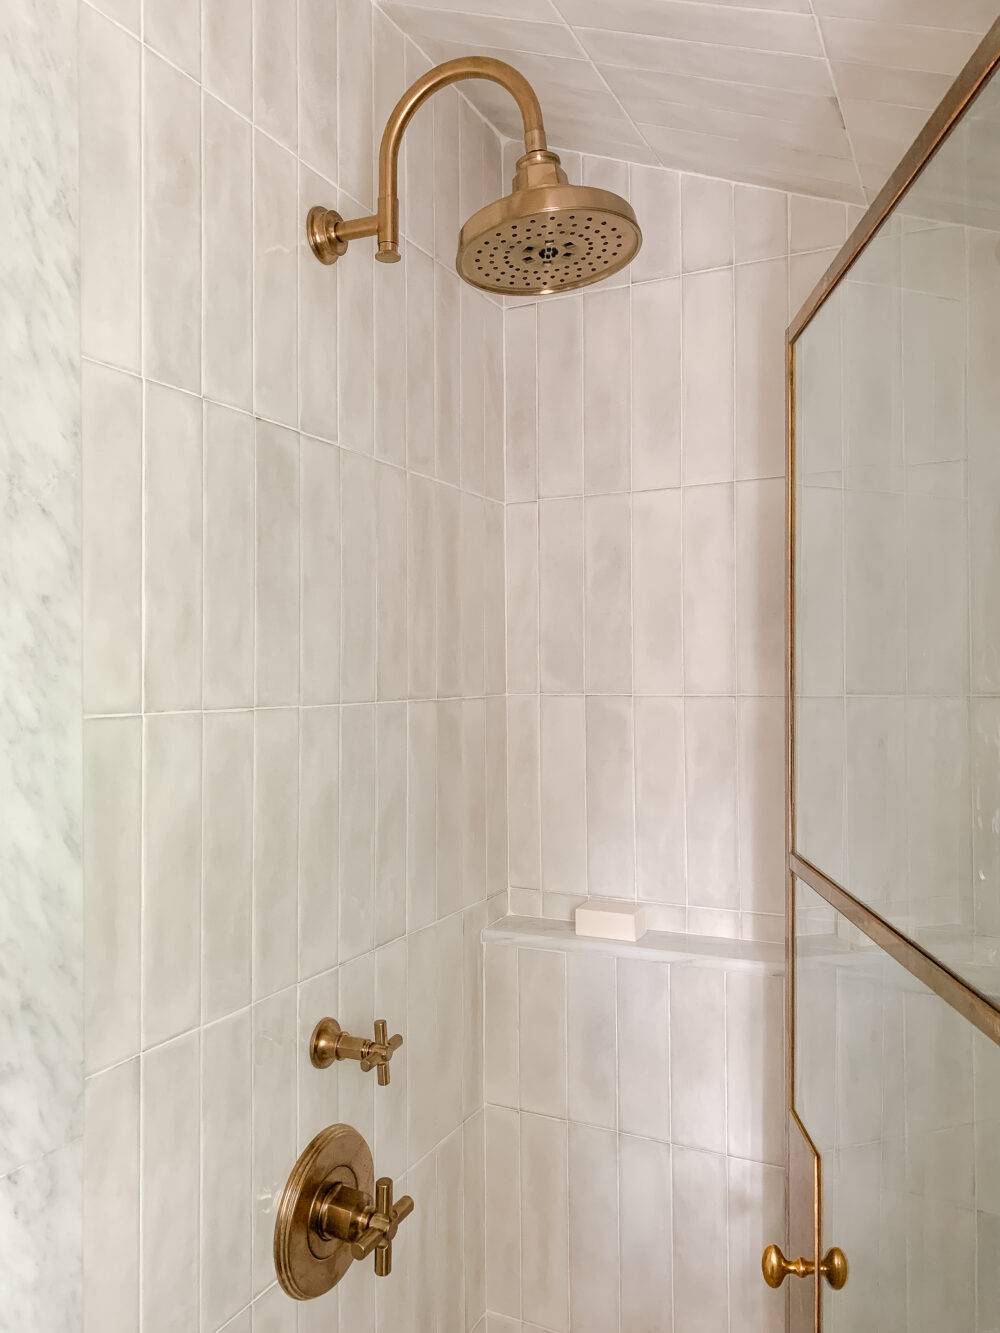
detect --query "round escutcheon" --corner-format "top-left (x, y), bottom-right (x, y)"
top-left (273, 1123), bottom-right (375, 1300)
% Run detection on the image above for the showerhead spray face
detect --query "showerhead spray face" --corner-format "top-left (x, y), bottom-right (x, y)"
top-left (457, 149), bottom-right (642, 295)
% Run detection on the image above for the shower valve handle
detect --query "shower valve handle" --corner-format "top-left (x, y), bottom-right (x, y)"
top-left (310, 1016), bottom-right (403, 1085)
top-left (351, 1177), bottom-right (415, 1277)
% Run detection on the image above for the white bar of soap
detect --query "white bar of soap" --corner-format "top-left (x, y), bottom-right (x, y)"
top-left (574, 900), bottom-right (647, 943)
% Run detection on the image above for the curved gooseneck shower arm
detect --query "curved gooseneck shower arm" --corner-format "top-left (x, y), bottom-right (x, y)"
top-left (307, 56), bottom-right (550, 266)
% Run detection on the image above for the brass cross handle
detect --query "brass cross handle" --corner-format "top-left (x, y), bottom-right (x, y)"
top-left (762, 1244), bottom-right (849, 1291)
top-left (310, 1017), bottom-right (404, 1085)
top-left (350, 1178), bottom-right (415, 1277)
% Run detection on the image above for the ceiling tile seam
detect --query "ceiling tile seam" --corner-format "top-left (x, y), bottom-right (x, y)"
top-left (537, 0), bottom-right (676, 175)
top-left (805, 0), bottom-right (866, 201)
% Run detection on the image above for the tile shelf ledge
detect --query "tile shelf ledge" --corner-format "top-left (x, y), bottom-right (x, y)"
top-left (483, 915), bottom-right (784, 974)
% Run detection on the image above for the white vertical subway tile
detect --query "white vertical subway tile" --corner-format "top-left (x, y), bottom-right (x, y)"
top-left (435, 266), bottom-right (462, 485)
top-left (203, 96), bottom-right (252, 410)
top-left (541, 695), bottom-right (587, 898)
top-left (633, 487), bottom-right (682, 695)
top-left (375, 703), bottom-right (407, 947)
top-left (507, 695), bottom-right (541, 891)
top-left (506, 502), bottom-right (539, 695)
top-left (461, 493), bottom-right (487, 697)
top-left (141, 1034), bottom-right (199, 1332)
top-left (145, 382), bottom-right (203, 712)
top-left (672, 1145), bottom-right (728, 1333)
top-left (682, 174), bottom-right (733, 272)
top-left (402, 40), bottom-right (435, 254)
top-left (251, 988), bottom-right (298, 1296)
top-left (376, 461), bottom-right (408, 709)
top-left (844, 489), bottom-right (906, 694)
top-left (485, 943), bottom-right (518, 1108)
top-left (407, 700), bottom-right (438, 930)
top-left (683, 482), bottom-right (736, 694)
top-left (80, 6), bottom-right (141, 369)
top-left (584, 286), bottom-right (630, 494)
top-left (374, 233), bottom-right (406, 465)
top-left (539, 498), bottom-right (585, 694)
top-left (84, 718), bottom-right (141, 1073)
top-left (486, 696), bottom-right (509, 898)
top-left (438, 1128), bottom-right (467, 1333)
top-left (618, 959), bottom-right (670, 1141)
top-left (253, 708), bottom-right (299, 999)
top-left (297, 966), bottom-right (341, 1150)
top-left (636, 697), bottom-right (686, 907)
top-left (436, 483), bottom-right (463, 699)
top-left (520, 1112), bottom-right (569, 1333)
top-left (337, 190), bottom-right (375, 455)
top-left (203, 710), bottom-right (253, 1021)
top-left (253, 132), bottom-right (298, 427)
top-left (407, 916), bottom-right (463, 1160)
top-left (300, 436), bottom-right (341, 705)
top-left (670, 966), bottom-right (727, 1153)
top-left (406, 246), bottom-right (436, 475)
top-left (299, 0), bottom-right (338, 182)
top-left (82, 361), bottom-right (141, 716)
top-left (738, 698), bottom-right (785, 919)
top-left (255, 421), bottom-right (300, 706)
top-left (685, 697), bottom-right (739, 911)
top-left (340, 704), bottom-right (376, 961)
top-left (340, 449), bottom-right (377, 703)
top-left (728, 1158), bottom-right (786, 1333)
top-left (505, 303), bottom-right (538, 502)
top-left (338, 0), bottom-right (374, 206)
top-left (407, 472), bottom-right (437, 699)
top-left (620, 1134), bottom-right (673, 1331)
top-left (736, 477), bottom-right (785, 695)
top-left (298, 165), bottom-right (340, 444)
top-left (682, 268), bottom-right (734, 485)
top-left (630, 165), bottom-right (681, 282)
top-left (143, 50), bottom-right (201, 393)
top-left (585, 493), bottom-right (632, 694)
top-left (433, 88), bottom-right (461, 265)
top-left (906, 492), bottom-right (967, 695)
top-left (338, 951), bottom-right (376, 1155)
top-left (485, 1106), bottom-right (520, 1319)
top-left (568, 1123), bottom-right (619, 1333)
top-left (84, 1060), bottom-right (139, 1331)
top-left (538, 297), bottom-right (584, 497)
top-left (734, 185), bottom-right (788, 263)
top-left (736, 259), bottom-right (788, 480)
top-left (204, 0), bottom-right (251, 116)
top-left (142, 713), bottom-right (202, 1047)
top-left (632, 277), bottom-right (682, 490)
top-left (463, 903), bottom-right (488, 1121)
top-left (460, 288), bottom-right (486, 493)
top-left (299, 705), bottom-right (340, 978)
top-left (485, 500), bottom-right (506, 695)
top-left (726, 971), bottom-right (785, 1166)
top-left (437, 700), bottom-right (464, 919)
top-left (254, 0), bottom-right (297, 151)
top-left (586, 696), bottom-right (635, 899)
top-left (463, 699), bottom-right (488, 907)
top-left (484, 302), bottom-right (505, 503)
top-left (465, 1111), bottom-right (487, 1332)
top-left (201, 1011), bottom-right (252, 1331)
top-left (518, 947), bottom-right (567, 1118)
top-left (203, 402), bottom-right (254, 708)
top-left (567, 952), bottom-right (616, 1129)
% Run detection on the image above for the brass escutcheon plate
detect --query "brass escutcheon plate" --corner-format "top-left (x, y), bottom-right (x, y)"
top-left (274, 1123), bottom-right (375, 1300)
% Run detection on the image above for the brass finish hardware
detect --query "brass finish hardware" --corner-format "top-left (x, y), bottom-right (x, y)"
top-left (306, 55), bottom-right (641, 294)
top-left (309, 1016), bottom-right (403, 1085)
top-left (273, 1123), bottom-right (414, 1300)
top-left (762, 1244), bottom-right (848, 1292)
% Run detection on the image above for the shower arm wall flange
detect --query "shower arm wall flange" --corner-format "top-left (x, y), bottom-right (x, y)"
top-left (306, 55), bottom-right (550, 267)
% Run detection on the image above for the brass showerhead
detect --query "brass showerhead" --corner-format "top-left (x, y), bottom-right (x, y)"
top-left (458, 149), bottom-right (640, 295)
top-left (307, 56), bottom-right (641, 296)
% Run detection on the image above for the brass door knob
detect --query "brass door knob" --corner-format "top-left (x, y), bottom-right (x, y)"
top-left (310, 1016), bottom-right (403, 1085)
top-left (762, 1244), bottom-right (848, 1291)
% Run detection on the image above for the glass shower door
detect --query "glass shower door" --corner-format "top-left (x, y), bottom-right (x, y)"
top-left (786, 24), bottom-right (1000, 1330)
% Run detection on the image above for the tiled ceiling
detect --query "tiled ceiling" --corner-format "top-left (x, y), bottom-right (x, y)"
top-left (381, 0), bottom-right (998, 203)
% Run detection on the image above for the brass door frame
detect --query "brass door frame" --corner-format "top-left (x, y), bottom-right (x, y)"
top-left (785, 16), bottom-right (1000, 1327)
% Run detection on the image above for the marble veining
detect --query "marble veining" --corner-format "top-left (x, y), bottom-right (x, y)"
top-left (0, 0), bottom-right (83, 1324)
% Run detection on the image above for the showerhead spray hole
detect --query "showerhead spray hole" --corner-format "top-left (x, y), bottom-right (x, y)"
top-left (538, 244), bottom-right (559, 260)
